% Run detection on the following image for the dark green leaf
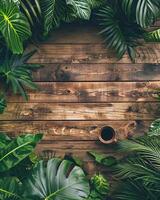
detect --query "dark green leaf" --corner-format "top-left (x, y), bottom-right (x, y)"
top-left (0, 133), bottom-right (43, 172)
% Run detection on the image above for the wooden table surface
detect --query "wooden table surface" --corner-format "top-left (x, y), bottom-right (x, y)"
top-left (0, 23), bottom-right (160, 175)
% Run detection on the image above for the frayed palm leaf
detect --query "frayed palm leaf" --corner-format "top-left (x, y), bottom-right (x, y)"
top-left (112, 135), bottom-right (160, 200)
top-left (97, 4), bottom-right (144, 60)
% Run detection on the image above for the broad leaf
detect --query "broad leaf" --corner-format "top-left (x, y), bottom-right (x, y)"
top-left (0, 0), bottom-right (31, 54)
top-left (0, 133), bottom-right (43, 172)
top-left (0, 52), bottom-right (41, 101)
top-left (66, 0), bottom-right (91, 20)
top-left (88, 151), bottom-right (117, 166)
top-left (24, 158), bottom-right (90, 200)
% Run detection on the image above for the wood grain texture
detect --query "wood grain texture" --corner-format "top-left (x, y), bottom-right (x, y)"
top-left (0, 103), bottom-right (159, 120)
top-left (35, 141), bottom-right (119, 175)
top-left (0, 120), bottom-right (150, 140)
top-left (8, 82), bottom-right (160, 103)
top-left (33, 63), bottom-right (160, 82)
top-left (28, 43), bottom-right (160, 64)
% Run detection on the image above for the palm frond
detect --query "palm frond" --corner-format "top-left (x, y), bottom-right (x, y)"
top-left (97, 4), bottom-right (144, 60)
top-left (144, 28), bottom-right (160, 42)
top-left (20, 0), bottom-right (41, 25)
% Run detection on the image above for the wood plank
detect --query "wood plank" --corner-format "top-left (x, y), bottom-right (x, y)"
top-left (33, 63), bottom-right (160, 82)
top-left (8, 82), bottom-right (160, 103)
top-left (29, 43), bottom-right (160, 64)
top-left (35, 142), bottom-right (118, 175)
top-left (0, 120), bottom-right (150, 140)
top-left (0, 103), bottom-right (159, 120)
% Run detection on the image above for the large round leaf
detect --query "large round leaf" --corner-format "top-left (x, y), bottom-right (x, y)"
top-left (24, 158), bottom-right (90, 200)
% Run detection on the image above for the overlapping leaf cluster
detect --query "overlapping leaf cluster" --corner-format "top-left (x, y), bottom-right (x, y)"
top-left (0, 133), bottom-right (90, 200)
top-left (97, 0), bottom-right (160, 60)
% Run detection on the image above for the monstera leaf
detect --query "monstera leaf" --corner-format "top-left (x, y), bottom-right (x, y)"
top-left (0, 133), bottom-right (43, 172)
top-left (24, 158), bottom-right (90, 200)
top-left (0, 177), bottom-right (22, 200)
top-left (0, 0), bottom-right (31, 54)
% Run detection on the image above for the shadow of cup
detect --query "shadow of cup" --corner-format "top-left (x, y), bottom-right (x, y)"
top-left (99, 126), bottom-right (117, 144)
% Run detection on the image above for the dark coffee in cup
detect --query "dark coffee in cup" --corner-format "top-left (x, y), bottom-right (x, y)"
top-left (99, 126), bottom-right (117, 144)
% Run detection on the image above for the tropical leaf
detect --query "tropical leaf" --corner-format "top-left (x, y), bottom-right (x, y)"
top-left (40, 0), bottom-right (61, 36)
top-left (0, 51), bottom-right (41, 101)
top-left (24, 158), bottom-right (90, 200)
top-left (148, 119), bottom-right (160, 136)
top-left (0, 133), bottom-right (11, 149)
top-left (97, 4), bottom-right (144, 60)
top-left (91, 174), bottom-right (109, 195)
top-left (66, 0), bottom-right (91, 20)
top-left (0, 133), bottom-right (43, 172)
top-left (144, 28), bottom-right (160, 42)
top-left (0, 94), bottom-right (6, 114)
top-left (19, 0), bottom-right (41, 25)
top-left (40, 0), bottom-right (92, 36)
top-left (112, 135), bottom-right (160, 200)
top-left (87, 0), bottom-right (105, 9)
top-left (88, 151), bottom-right (117, 166)
top-left (0, 177), bottom-right (22, 200)
top-left (136, 0), bottom-right (159, 28)
top-left (121, 0), bottom-right (134, 17)
top-left (0, 0), bottom-right (31, 54)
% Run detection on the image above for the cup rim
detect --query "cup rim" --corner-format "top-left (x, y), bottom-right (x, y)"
top-left (99, 126), bottom-right (117, 144)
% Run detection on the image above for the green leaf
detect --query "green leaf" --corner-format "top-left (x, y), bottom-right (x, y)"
top-left (144, 28), bottom-right (160, 42)
top-left (20, 0), bottom-right (41, 25)
top-left (0, 0), bottom-right (31, 54)
top-left (148, 119), bottom-right (160, 136)
top-left (0, 177), bottom-right (22, 200)
top-left (0, 133), bottom-right (11, 149)
top-left (88, 151), bottom-right (117, 166)
top-left (24, 158), bottom-right (90, 200)
top-left (97, 4), bottom-right (143, 60)
top-left (0, 133), bottom-right (43, 172)
top-left (0, 51), bottom-right (40, 101)
top-left (0, 94), bottom-right (6, 114)
top-left (66, 0), bottom-right (91, 20)
top-left (40, 0), bottom-right (62, 36)
top-left (136, 0), bottom-right (159, 28)
top-left (91, 174), bottom-right (109, 195)
top-left (87, 0), bottom-right (105, 9)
